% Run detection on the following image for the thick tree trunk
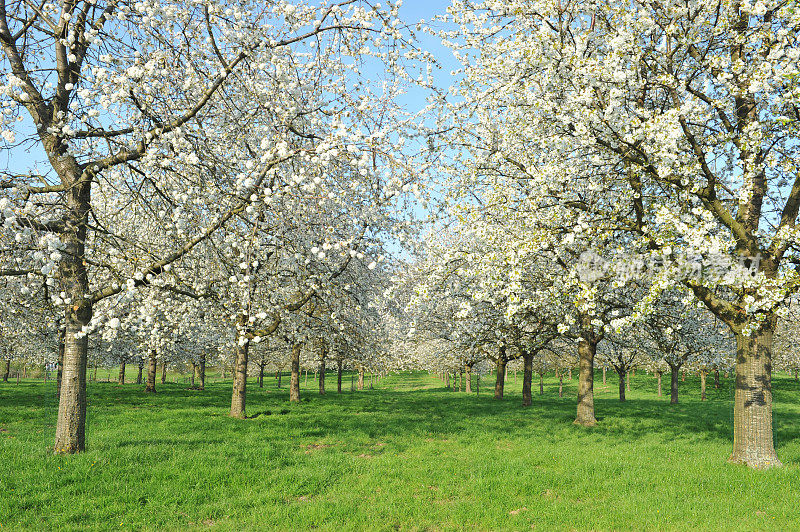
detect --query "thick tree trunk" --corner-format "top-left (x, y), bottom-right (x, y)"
top-left (337, 359), bottom-right (343, 393)
top-left (465, 363), bottom-right (473, 393)
top-left (656, 371), bottom-right (662, 397)
top-left (494, 356), bottom-right (507, 399)
top-left (700, 370), bottom-right (707, 401)
top-left (670, 364), bottom-right (679, 405)
top-left (118, 361), bottom-right (125, 385)
top-left (54, 318), bottom-right (90, 454)
top-left (136, 359), bottom-right (143, 385)
top-left (2, 359), bottom-right (9, 382)
top-left (575, 338), bottom-right (597, 426)
top-left (145, 350), bottom-right (157, 393)
top-left (230, 339), bottom-right (249, 419)
top-left (290, 343), bottom-right (301, 402)
top-left (618, 371), bottom-right (626, 402)
top-left (198, 353), bottom-right (206, 390)
top-left (161, 362), bottom-right (167, 384)
top-left (358, 367), bottom-right (364, 390)
top-left (56, 327), bottom-right (65, 395)
top-left (522, 354), bottom-right (533, 406)
top-left (729, 327), bottom-right (781, 468)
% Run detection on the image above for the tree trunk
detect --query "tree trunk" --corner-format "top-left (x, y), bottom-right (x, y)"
top-left (337, 359), bottom-right (343, 393)
top-left (714, 369), bottom-right (720, 389)
top-left (626, 371), bottom-right (630, 393)
top-left (568, 368), bottom-right (572, 380)
top-left (575, 338), bottom-right (597, 426)
top-left (118, 361), bottom-right (126, 385)
top-left (56, 327), bottom-right (65, 395)
top-left (729, 326), bottom-right (781, 468)
top-left (230, 338), bottom-right (249, 419)
top-left (290, 343), bottom-right (301, 402)
top-left (670, 364), bottom-right (679, 404)
top-left (161, 362), bottom-right (167, 384)
top-left (54, 316), bottom-right (90, 454)
top-left (618, 370), bottom-right (626, 402)
top-left (522, 354), bottom-right (533, 406)
top-left (135, 359), bottom-right (143, 385)
top-left (358, 367), bottom-right (364, 390)
top-left (494, 356), bottom-right (507, 399)
top-left (319, 352), bottom-right (326, 395)
top-left (700, 370), bottom-right (707, 401)
top-left (445, 372), bottom-right (450, 389)
top-left (277, 371), bottom-right (282, 388)
top-left (145, 350), bottom-right (157, 393)
top-left (2, 359), bottom-right (9, 383)
top-left (465, 363), bottom-right (473, 393)
top-left (198, 353), bottom-right (206, 390)
top-left (656, 371), bottom-right (662, 397)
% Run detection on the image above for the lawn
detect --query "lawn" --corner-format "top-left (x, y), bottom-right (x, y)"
top-left (2, 370), bottom-right (800, 531)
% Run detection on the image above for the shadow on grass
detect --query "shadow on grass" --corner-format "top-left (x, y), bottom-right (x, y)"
top-left (4, 371), bottom-right (800, 459)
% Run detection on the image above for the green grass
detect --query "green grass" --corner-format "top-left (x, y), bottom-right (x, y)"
top-left (2, 370), bottom-right (800, 531)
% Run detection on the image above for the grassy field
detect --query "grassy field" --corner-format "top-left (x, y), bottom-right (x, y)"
top-left (2, 369), bottom-right (800, 531)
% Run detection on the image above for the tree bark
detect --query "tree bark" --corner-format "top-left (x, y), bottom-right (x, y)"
top-left (145, 350), bottom-right (157, 393)
top-left (197, 353), bottom-right (206, 390)
top-left (56, 327), bottom-right (65, 395)
top-left (54, 317), bottom-right (90, 454)
top-left (2, 359), bottom-right (9, 383)
top-left (465, 363), bottom-right (473, 393)
top-left (714, 369), bottom-right (720, 389)
top-left (618, 370), bottom-right (626, 402)
top-left (290, 342), bottom-right (301, 402)
top-left (729, 326), bottom-right (781, 468)
top-left (656, 371), bottom-right (662, 397)
top-left (230, 338), bottom-right (249, 419)
top-left (161, 362), bottom-right (167, 384)
top-left (494, 355), bottom-right (507, 400)
top-left (575, 338), bottom-right (597, 426)
top-left (118, 360), bottom-right (126, 385)
top-left (258, 362), bottom-right (264, 388)
top-left (522, 353), bottom-right (533, 406)
top-left (669, 363), bottom-right (680, 404)
top-left (319, 349), bottom-right (326, 395)
top-left (277, 371), bottom-right (282, 388)
top-left (700, 370), bottom-right (707, 401)
top-left (337, 359), bottom-right (343, 393)
top-left (358, 366), bottom-right (364, 390)
top-left (136, 358), bottom-right (143, 385)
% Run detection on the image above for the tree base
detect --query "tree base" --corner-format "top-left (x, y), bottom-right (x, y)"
top-left (574, 417), bottom-right (597, 427)
top-left (729, 452), bottom-right (783, 469)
